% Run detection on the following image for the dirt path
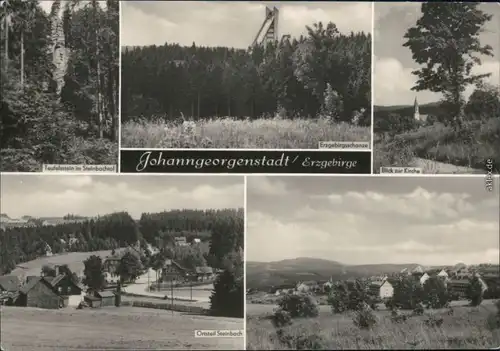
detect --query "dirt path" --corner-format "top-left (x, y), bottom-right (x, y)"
top-left (411, 157), bottom-right (483, 174)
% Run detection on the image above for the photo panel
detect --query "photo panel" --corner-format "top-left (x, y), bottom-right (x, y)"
top-left (373, 2), bottom-right (500, 175)
top-left (119, 1), bottom-right (372, 174)
top-left (1, 0), bottom-right (120, 173)
top-left (246, 175), bottom-right (499, 350)
top-left (0, 174), bottom-right (244, 350)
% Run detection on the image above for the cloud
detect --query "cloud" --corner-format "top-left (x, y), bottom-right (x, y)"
top-left (246, 178), bottom-right (499, 265)
top-left (57, 175), bottom-right (93, 188)
top-left (375, 57), bottom-right (500, 105)
top-left (247, 176), bottom-right (288, 196)
top-left (1, 176), bottom-right (243, 220)
top-left (122, 2), bottom-right (372, 48)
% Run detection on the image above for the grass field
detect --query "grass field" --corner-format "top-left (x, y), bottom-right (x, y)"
top-left (1, 306), bottom-right (244, 350)
top-left (121, 117), bottom-right (370, 149)
top-left (246, 302), bottom-right (500, 350)
top-left (9, 250), bottom-right (125, 278)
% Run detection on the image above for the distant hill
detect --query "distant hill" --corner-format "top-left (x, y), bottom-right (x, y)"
top-left (246, 257), bottom-right (422, 290)
top-left (374, 102), bottom-right (441, 118)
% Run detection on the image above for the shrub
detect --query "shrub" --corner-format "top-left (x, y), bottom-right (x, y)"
top-left (413, 302), bottom-right (425, 316)
top-left (276, 327), bottom-right (326, 350)
top-left (278, 293), bottom-right (319, 318)
top-left (352, 304), bottom-right (377, 330)
top-left (424, 314), bottom-right (444, 328)
top-left (271, 309), bottom-right (293, 328)
top-left (466, 276), bottom-right (485, 307)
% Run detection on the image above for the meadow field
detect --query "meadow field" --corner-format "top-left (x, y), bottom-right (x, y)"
top-left (121, 117), bottom-right (370, 149)
top-left (246, 302), bottom-right (500, 350)
top-left (1, 306), bottom-right (244, 350)
top-left (9, 249), bottom-right (124, 278)
top-left (373, 118), bottom-right (500, 174)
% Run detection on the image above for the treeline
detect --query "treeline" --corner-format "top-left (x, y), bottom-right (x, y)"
top-left (0, 208), bottom-right (244, 275)
top-left (1, 0), bottom-right (119, 171)
top-left (375, 84), bottom-right (500, 135)
top-left (122, 22), bottom-right (371, 125)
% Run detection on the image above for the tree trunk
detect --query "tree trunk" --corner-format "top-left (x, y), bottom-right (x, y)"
top-left (93, 1), bottom-right (103, 139)
top-left (4, 15), bottom-right (8, 73)
top-left (197, 91), bottom-right (200, 119)
top-left (20, 28), bottom-right (24, 87)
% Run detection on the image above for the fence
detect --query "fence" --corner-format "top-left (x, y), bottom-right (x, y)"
top-left (121, 299), bottom-right (209, 314)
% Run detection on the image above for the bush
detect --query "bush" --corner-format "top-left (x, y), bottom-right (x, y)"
top-left (466, 276), bottom-right (485, 307)
top-left (271, 309), bottom-right (293, 328)
top-left (278, 293), bottom-right (319, 318)
top-left (424, 314), bottom-right (444, 328)
top-left (276, 327), bottom-right (326, 350)
top-left (413, 302), bottom-right (425, 316)
top-left (352, 305), bottom-right (377, 330)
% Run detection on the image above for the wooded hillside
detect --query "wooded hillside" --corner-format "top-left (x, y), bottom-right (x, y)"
top-left (1, 0), bottom-right (119, 171)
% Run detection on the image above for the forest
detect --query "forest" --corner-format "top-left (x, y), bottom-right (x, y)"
top-left (121, 22), bottom-right (371, 149)
top-left (0, 208), bottom-right (244, 276)
top-left (1, 0), bottom-right (119, 171)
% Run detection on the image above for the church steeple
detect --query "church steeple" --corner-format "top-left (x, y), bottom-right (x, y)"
top-left (414, 97), bottom-right (420, 121)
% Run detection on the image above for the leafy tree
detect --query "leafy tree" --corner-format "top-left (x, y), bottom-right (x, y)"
top-left (403, 3), bottom-right (493, 122)
top-left (466, 276), bottom-right (484, 306)
top-left (278, 293), bottom-right (319, 318)
top-left (392, 276), bottom-right (424, 310)
top-left (82, 255), bottom-right (105, 291)
top-left (422, 276), bottom-right (449, 309)
top-left (465, 84), bottom-right (500, 120)
top-left (116, 251), bottom-right (143, 284)
top-left (41, 264), bottom-right (56, 277)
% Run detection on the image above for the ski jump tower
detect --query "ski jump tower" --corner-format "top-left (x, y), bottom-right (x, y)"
top-left (252, 6), bottom-right (279, 47)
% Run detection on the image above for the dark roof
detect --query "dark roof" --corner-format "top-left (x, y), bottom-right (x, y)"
top-left (20, 277), bottom-right (45, 294)
top-left (370, 280), bottom-right (385, 287)
top-left (43, 274), bottom-right (83, 292)
top-left (0, 275), bottom-right (20, 292)
top-left (94, 290), bottom-right (115, 298)
top-left (163, 259), bottom-right (187, 271)
top-left (195, 267), bottom-right (213, 274)
top-left (84, 295), bottom-right (101, 301)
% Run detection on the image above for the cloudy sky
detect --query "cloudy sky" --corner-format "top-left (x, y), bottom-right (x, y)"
top-left (247, 176), bottom-right (500, 266)
top-left (121, 1), bottom-right (372, 48)
top-left (375, 3), bottom-right (500, 106)
top-left (1, 175), bottom-right (243, 219)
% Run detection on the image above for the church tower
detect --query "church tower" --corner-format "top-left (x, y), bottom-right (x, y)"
top-left (413, 97), bottom-right (420, 121)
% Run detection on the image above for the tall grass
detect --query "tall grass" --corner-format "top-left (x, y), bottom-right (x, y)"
top-left (247, 304), bottom-right (500, 350)
top-left (121, 116), bottom-right (370, 149)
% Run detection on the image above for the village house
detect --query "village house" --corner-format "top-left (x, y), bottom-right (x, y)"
top-left (193, 266), bottom-right (214, 282)
top-left (369, 279), bottom-right (394, 299)
top-left (270, 284), bottom-right (296, 296)
top-left (161, 259), bottom-right (188, 282)
top-left (18, 277), bottom-right (66, 309)
top-left (174, 236), bottom-right (188, 246)
top-left (44, 272), bottom-right (84, 306)
top-left (295, 281), bottom-right (319, 293)
top-left (192, 238), bottom-right (201, 245)
top-left (85, 290), bottom-right (116, 308)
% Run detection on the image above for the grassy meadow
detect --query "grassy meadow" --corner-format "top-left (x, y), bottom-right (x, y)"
top-left (373, 118), bottom-right (500, 174)
top-left (246, 301), bottom-right (500, 350)
top-left (1, 306), bottom-right (244, 350)
top-left (121, 117), bottom-right (370, 149)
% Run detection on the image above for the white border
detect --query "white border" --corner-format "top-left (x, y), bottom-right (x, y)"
top-left (117, 0), bottom-right (122, 173)
top-left (243, 174), bottom-right (248, 350)
top-left (370, 1), bottom-right (375, 173)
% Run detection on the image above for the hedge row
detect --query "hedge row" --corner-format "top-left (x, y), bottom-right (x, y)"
top-left (123, 299), bottom-right (208, 314)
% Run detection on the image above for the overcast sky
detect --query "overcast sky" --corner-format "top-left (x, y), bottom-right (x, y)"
top-left (1, 175), bottom-right (243, 219)
top-left (121, 1), bottom-right (372, 48)
top-left (247, 176), bottom-right (500, 266)
top-left (375, 3), bottom-right (500, 106)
